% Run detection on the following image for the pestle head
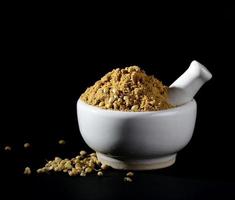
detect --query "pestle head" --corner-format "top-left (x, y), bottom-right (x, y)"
top-left (190, 60), bottom-right (212, 82)
top-left (168, 60), bottom-right (212, 106)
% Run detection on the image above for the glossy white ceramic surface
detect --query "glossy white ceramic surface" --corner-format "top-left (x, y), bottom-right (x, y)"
top-left (77, 99), bottom-right (197, 170)
top-left (168, 60), bottom-right (212, 106)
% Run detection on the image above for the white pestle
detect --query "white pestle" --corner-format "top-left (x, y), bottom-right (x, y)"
top-left (168, 60), bottom-right (212, 106)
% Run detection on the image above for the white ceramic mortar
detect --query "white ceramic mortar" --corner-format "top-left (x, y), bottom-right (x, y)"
top-left (77, 60), bottom-right (212, 170)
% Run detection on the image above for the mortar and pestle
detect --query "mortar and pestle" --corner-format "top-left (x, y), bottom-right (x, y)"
top-left (77, 60), bottom-right (212, 170)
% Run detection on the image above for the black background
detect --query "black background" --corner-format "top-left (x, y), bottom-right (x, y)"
top-left (1, 4), bottom-right (235, 200)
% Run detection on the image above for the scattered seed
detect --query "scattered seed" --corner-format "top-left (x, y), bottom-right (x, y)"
top-left (126, 172), bottom-right (134, 177)
top-left (75, 163), bottom-right (81, 170)
top-left (64, 161), bottom-right (72, 169)
top-left (24, 167), bottom-right (31, 175)
top-left (80, 172), bottom-right (86, 176)
top-left (36, 150), bottom-right (137, 181)
top-left (58, 139), bottom-right (66, 145)
top-left (68, 168), bottom-right (78, 176)
top-left (124, 177), bottom-right (133, 182)
top-left (58, 163), bottom-right (64, 170)
top-left (55, 157), bottom-right (62, 162)
top-left (4, 145), bottom-right (11, 151)
top-left (97, 171), bottom-right (103, 176)
top-left (80, 150), bottom-right (87, 156)
top-left (24, 143), bottom-right (31, 149)
top-left (37, 151), bottom-right (104, 177)
top-left (54, 167), bottom-right (59, 172)
top-left (68, 170), bottom-right (74, 176)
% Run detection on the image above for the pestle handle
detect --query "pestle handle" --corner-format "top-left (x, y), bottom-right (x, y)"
top-left (168, 60), bottom-right (212, 106)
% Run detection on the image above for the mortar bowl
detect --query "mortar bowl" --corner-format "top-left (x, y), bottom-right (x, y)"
top-left (77, 99), bottom-right (197, 170)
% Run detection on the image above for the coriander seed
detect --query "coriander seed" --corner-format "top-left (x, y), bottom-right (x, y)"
top-left (126, 172), bottom-right (134, 177)
top-left (4, 145), bottom-right (11, 151)
top-left (124, 177), bottom-right (133, 182)
top-left (97, 171), bottom-right (103, 176)
top-left (24, 143), bottom-right (31, 149)
top-left (24, 167), bottom-right (31, 175)
top-left (80, 150), bottom-right (87, 156)
top-left (58, 139), bottom-right (66, 145)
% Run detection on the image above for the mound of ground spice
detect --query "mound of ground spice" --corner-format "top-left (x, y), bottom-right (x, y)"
top-left (80, 66), bottom-right (173, 111)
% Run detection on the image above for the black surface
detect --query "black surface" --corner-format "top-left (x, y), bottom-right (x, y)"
top-left (1, 140), bottom-right (235, 200)
top-left (1, 4), bottom-right (235, 200)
